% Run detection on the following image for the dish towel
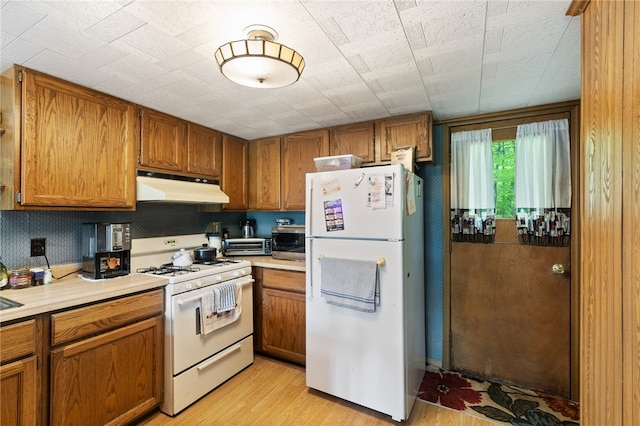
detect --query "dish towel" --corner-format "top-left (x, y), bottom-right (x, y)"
top-left (320, 257), bottom-right (379, 312)
top-left (200, 283), bottom-right (242, 334)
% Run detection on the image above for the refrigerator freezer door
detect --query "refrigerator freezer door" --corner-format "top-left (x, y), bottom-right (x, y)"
top-left (305, 237), bottom-right (409, 420)
top-left (306, 164), bottom-right (410, 240)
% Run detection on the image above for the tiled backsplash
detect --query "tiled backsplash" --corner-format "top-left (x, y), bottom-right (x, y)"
top-left (0, 204), bottom-right (244, 270)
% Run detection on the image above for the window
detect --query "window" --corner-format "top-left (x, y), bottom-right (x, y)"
top-left (492, 140), bottom-right (516, 219)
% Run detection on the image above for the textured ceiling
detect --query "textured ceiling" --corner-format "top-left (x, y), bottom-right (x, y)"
top-left (0, 0), bottom-right (580, 140)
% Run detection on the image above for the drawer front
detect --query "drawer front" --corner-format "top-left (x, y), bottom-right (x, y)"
top-left (51, 289), bottom-right (164, 346)
top-left (0, 320), bottom-right (36, 362)
top-left (262, 268), bottom-right (305, 293)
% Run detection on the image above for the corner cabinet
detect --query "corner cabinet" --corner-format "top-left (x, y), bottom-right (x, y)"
top-left (253, 267), bottom-right (306, 364)
top-left (49, 290), bottom-right (164, 425)
top-left (376, 111), bottom-right (433, 163)
top-left (282, 129), bottom-right (329, 210)
top-left (0, 66), bottom-right (137, 210)
top-left (248, 137), bottom-right (281, 210)
top-left (221, 134), bottom-right (249, 210)
top-left (0, 318), bottom-right (42, 426)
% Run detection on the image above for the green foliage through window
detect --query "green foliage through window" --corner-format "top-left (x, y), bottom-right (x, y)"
top-left (492, 140), bottom-right (516, 218)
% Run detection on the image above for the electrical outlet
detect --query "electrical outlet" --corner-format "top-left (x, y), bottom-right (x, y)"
top-left (30, 238), bottom-right (46, 257)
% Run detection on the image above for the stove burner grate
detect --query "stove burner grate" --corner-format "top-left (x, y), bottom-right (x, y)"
top-left (136, 264), bottom-right (201, 276)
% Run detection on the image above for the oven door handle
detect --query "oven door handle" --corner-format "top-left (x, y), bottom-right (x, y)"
top-left (177, 278), bottom-right (254, 306)
top-left (197, 342), bottom-right (242, 372)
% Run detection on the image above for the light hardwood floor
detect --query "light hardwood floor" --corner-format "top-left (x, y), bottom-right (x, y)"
top-left (138, 355), bottom-right (494, 425)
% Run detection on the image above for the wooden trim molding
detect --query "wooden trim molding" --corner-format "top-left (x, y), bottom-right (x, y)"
top-left (566, 0), bottom-right (590, 16)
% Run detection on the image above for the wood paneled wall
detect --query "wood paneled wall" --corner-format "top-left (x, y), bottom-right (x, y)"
top-left (574, 0), bottom-right (640, 424)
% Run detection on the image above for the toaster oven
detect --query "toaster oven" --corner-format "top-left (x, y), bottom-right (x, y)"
top-left (222, 238), bottom-right (272, 256)
top-left (271, 225), bottom-right (305, 261)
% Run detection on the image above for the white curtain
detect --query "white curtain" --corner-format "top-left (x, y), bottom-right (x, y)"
top-left (515, 119), bottom-right (571, 245)
top-left (450, 129), bottom-right (496, 242)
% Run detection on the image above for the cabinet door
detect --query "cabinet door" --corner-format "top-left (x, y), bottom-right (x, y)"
top-left (248, 137), bottom-right (281, 210)
top-left (0, 356), bottom-right (38, 426)
top-left (21, 69), bottom-right (137, 208)
top-left (221, 134), bottom-right (248, 210)
top-left (50, 315), bottom-right (163, 426)
top-left (140, 108), bottom-right (186, 173)
top-left (282, 129), bottom-right (329, 210)
top-left (330, 122), bottom-right (375, 164)
top-left (262, 288), bottom-right (306, 364)
top-left (377, 112), bottom-right (433, 163)
top-left (187, 123), bottom-right (222, 178)
top-left (260, 268), bottom-right (305, 364)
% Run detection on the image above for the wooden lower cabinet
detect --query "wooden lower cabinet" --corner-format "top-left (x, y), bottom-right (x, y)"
top-left (0, 318), bottom-right (40, 426)
top-left (254, 267), bottom-right (306, 364)
top-left (49, 290), bottom-right (164, 425)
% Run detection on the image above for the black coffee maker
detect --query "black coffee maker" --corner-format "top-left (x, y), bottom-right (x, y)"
top-left (81, 223), bottom-right (131, 279)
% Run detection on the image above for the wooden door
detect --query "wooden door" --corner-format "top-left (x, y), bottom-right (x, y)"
top-left (330, 122), bottom-right (375, 164)
top-left (282, 129), bottom-right (329, 210)
top-left (376, 112), bottom-right (433, 163)
top-left (0, 357), bottom-right (38, 426)
top-left (186, 123), bottom-right (222, 178)
top-left (21, 68), bottom-right (137, 209)
top-left (248, 137), bottom-right (281, 210)
top-left (50, 316), bottom-right (163, 425)
top-left (221, 134), bottom-right (248, 210)
top-left (450, 222), bottom-right (571, 397)
top-left (140, 108), bottom-right (186, 173)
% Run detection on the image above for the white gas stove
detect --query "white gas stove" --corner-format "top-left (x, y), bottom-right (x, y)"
top-left (131, 234), bottom-right (254, 416)
top-left (131, 234), bottom-right (252, 294)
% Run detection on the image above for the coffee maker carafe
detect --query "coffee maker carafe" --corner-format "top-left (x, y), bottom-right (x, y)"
top-left (205, 221), bottom-right (223, 257)
top-left (240, 219), bottom-right (256, 239)
top-left (81, 223), bottom-right (131, 279)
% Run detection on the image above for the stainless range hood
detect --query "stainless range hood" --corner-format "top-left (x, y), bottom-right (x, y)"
top-left (136, 170), bottom-right (229, 204)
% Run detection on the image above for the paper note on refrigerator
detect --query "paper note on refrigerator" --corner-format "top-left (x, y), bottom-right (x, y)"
top-left (367, 174), bottom-right (394, 209)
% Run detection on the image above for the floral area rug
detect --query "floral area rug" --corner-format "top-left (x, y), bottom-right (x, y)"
top-left (418, 366), bottom-right (580, 425)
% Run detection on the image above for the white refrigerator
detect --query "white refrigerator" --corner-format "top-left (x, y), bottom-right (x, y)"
top-left (305, 164), bottom-right (425, 422)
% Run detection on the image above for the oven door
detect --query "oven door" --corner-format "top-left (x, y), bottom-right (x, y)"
top-left (170, 276), bottom-right (253, 374)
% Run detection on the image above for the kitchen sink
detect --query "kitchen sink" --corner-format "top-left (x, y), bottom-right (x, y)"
top-left (0, 296), bottom-right (23, 310)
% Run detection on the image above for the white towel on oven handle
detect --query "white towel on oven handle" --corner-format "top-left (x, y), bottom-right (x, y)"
top-left (200, 283), bottom-right (242, 335)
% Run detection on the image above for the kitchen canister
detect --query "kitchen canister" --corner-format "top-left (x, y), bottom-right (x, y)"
top-left (10, 269), bottom-right (33, 289)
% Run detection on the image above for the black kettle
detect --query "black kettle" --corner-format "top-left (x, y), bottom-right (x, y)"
top-left (240, 219), bottom-right (256, 239)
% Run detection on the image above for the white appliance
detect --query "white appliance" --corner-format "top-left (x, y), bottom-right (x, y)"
top-left (131, 235), bottom-right (254, 416)
top-left (305, 164), bottom-right (425, 422)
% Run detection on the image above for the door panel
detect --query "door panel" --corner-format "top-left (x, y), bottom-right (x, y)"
top-left (450, 231), bottom-right (571, 397)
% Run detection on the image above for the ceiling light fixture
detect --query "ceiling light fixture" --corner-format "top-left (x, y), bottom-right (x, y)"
top-left (214, 25), bottom-right (305, 89)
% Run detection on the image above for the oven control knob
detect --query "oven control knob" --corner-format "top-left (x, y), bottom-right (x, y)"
top-left (186, 283), bottom-right (193, 290)
top-left (216, 275), bottom-right (222, 282)
top-left (195, 280), bottom-right (202, 287)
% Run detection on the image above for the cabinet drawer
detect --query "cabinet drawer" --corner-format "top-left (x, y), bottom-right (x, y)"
top-left (0, 320), bottom-right (36, 362)
top-left (262, 269), bottom-right (305, 293)
top-left (51, 289), bottom-right (164, 346)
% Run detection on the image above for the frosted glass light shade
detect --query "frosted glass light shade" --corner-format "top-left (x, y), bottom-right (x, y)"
top-left (214, 29), bottom-right (305, 89)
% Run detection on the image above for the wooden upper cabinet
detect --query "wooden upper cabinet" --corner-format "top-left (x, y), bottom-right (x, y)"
top-left (139, 107), bottom-right (186, 173)
top-left (222, 134), bottom-right (248, 210)
top-left (4, 67), bottom-right (137, 209)
top-left (248, 137), bottom-right (281, 210)
top-left (282, 129), bottom-right (329, 211)
top-left (376, 111), bottom-right (433, 163)
top-left (187, 123), bottom-right (222, 178)
top-left (330, 122), bottom-right (375, 164)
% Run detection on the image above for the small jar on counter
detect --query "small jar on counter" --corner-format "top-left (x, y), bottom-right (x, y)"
top-left (10, 269), bottom-right (33, 289)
